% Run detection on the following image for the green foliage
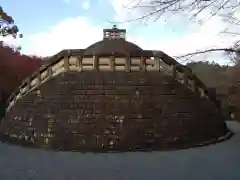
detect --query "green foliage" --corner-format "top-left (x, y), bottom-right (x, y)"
top-left (186, 61), bottom-right (233, 120)
top-left (187, 61), bottom-right (230, 89)
top-left (0, 6), bottom-right (22, 38)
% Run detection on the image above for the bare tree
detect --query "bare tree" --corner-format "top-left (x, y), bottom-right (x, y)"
top-left (120, 0), bottom-right (240, 61)
top-left (121, 0), bottom-right (240, 119)
top-left (124, 0), bottom-right (239, 22)
top-left (174, 47), bottom-right (239, 63)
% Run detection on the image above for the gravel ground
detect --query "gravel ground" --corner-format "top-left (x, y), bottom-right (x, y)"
top-left (0, 121), bottom-right (239, 180)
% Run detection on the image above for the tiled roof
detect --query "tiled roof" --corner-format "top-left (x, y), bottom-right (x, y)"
top-left (84, 39), bottom-right (143, 55)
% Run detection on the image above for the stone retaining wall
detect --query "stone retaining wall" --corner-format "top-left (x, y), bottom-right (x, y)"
top-left (0, 71), bottom-right (228, 152)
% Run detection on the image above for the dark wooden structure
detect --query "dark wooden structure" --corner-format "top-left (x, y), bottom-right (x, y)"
top-left (0, 25), bottom-right (230, 152)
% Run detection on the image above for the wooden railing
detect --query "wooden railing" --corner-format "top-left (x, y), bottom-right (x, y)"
top-left (6, 50), bottom-right (217, 112)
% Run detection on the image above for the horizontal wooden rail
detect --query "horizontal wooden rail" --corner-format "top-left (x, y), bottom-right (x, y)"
top-left (6, 54), bottom-right (215, 112)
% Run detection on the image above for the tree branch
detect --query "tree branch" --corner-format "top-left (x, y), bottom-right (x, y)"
top-left (118, 0), bottom-right (239, 23)
top-left (175, 48), bottom-right (239, 59)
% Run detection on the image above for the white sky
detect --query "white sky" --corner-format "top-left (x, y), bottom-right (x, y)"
top-left (1, 0), bottom-right (240, 65)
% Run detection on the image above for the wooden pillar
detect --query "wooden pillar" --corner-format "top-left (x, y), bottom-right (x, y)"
top-left (155, 58), bottom-right (160, 72)
top-left (110, 56), bottom-right (115, 71)
top-left (19, 81), bottom-right (26, 95)
top-left (125, 56), bottom-right (130, 72)
top-left (172, 65), bottom-right (176, 79)
top-left (26, 78), bottom-right (30, 93)
top-left (15, 89), bottom-right (21, 101)
top-left (48, 67), bottom-right (53, 78)
top-left (140, 56), bottom-right (146, 72)
top-left (77, 56), bottom-right (83, 71)
top-left (64, 55), bottom-right (69, 71)
top-left (199, 87), bottom-right (205, 98)
top-left (93, 55), bottom-right (99, 71)
top-left (36, 73), bottom-right (41, 87)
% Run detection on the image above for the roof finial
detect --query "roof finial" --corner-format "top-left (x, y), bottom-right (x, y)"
top-left (113, 24), bottom-right (117, 29)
